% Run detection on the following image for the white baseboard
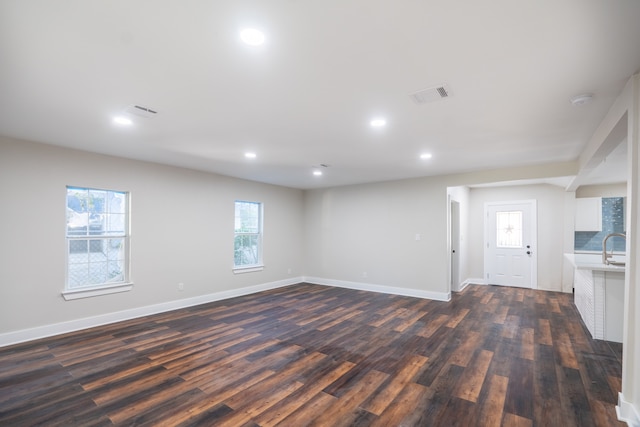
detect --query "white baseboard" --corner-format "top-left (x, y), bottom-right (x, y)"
top-left (617, 392), bottom-right (640, 427)
top-left (456, 278), bottom-right (485, 292)
top-left (304, 276), bottom-right (451, 302)
top-left (0, 277), bottom-right (303, 348)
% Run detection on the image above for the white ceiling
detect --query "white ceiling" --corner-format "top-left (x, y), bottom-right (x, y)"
top-left (1, 0), bottom-right (639, 190)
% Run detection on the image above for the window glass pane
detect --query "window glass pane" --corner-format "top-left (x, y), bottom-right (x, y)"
top-left (106, 238), bottom-right (125, 283)
top-left (105, 213), bottom-right (126, 235)
top-left (234, 201), bottom-right (262, 268)
top-left (68, 188), bottom-right (126, 237)
top-left (68, 265), bottom-right (88, 289)
top-left (88, 189), bottom-right (107, 213)
top-left (69, 239), bottom-right (89, 255)
top-left (89, 250), bottom-right (106, 262)
top-left (67, 188), bottom-right (89, 235)
top-left (235, 201), bottom-right (260, 233)
top-left (67, 210), bottom-right (89, 235)
top-left (73, 240), bottom-right (97, 261)
top-left (68, 239), bottom-right (124, 286)
top-left (235, 234), bottom-right (259, 266)
top-left (88, 216), bottom-right (104, 236)
top-left (67, 188), bottom-right (88, 212)
top-left (106, 238), bottom-right (125, 261)
top-left (496, 211), bottom-right (522, 248)
top-left (88, 262), bottom-right (108, 285)
top-left (66, 186), bottom-right (129, 290)
top-left (109, 191), bottom-right (126, 215)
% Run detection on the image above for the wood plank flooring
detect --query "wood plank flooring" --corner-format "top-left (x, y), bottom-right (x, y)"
top-left (0, 283), bottom-right (624, 426)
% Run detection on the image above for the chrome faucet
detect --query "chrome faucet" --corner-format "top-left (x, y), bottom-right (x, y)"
top-left (602, 232), bottom-right (626, 265)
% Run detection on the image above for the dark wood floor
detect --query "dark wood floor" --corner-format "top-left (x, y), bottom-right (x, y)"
top-left (0, 283), bottom-right (624, 426)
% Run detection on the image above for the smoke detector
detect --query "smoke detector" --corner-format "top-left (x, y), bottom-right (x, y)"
top-left (410, 84), bottom-right (452, 104)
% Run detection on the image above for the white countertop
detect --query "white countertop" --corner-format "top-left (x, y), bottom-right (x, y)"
top-left (565, 253), bottom-right (626, 273)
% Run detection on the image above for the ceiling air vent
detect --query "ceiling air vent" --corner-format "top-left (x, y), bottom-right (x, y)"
top-left (409, 84), bottom-right (451, 105)
top-left (124, 104), bottom-right (158, 118)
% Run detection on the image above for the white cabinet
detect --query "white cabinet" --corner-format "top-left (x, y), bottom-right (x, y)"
top-left (604, 271), bottom-right (625, 342)
top-left (575, 197), bottom-right (602, 231)
top-left (573, 267), bottom-right (624, 343)
top-left (574, 268), bottom-right (595, 336)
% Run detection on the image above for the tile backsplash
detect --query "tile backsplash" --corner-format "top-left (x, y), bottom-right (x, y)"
top-left (574, 197), bottom-right (626, 252)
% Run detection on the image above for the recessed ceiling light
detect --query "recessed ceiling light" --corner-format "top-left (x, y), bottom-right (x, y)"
top-left (240, 28), bottom-right (265, 46)
top-left (245, 152), bottom-right (257, 159)
top-left (370, 118), bottom-right (387, 128)
top-left (113, 116), bottom-right (132, 126)
top-left (570, 93), bottom-right (593, 106)
top-left (420, 153), bottom-right (433, 160)
top-left (313, 170), bottom-right (323, 176)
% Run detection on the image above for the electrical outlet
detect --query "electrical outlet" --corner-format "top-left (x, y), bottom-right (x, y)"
top-left (287, 268), bottom-right (292, 274)
top-left (362, 272), bottom-right (368, 278)
top-left (178, 282), bottom-right (184, 291)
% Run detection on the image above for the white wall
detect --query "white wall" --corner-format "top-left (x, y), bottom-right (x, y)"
top-left (0, 136), bottom-right (304, 338)
top-left (303, 177), bottom-right (450, 298)
top-left (576, 183), bottom-right (627, 198)
top-left (467, 184), bottom-right (568, 292)
top-left (0, 135), bottom-right (582, 344)
top-left (302, 163), bottom-right (578, 299)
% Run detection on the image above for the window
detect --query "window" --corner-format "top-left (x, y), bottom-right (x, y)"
top-left (496, 210), bottom-right (523, 248)
top-left (65, 186), bottom-right (131, 299)
top-left (234, 200), bottom-right (263, 272)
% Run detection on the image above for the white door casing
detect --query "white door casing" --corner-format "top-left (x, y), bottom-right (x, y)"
top-left (451, 200), bottom-right (461, 291)
top-left (484, 200), bottom-right (537, 289)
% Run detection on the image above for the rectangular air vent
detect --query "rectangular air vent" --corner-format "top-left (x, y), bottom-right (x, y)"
top-left (409, 84), bottom-right (451, 104)
top-left (124, 104), bottom-right (158, 118)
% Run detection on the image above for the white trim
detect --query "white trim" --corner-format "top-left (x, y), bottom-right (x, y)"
top-left (62, 282), bottom-right (133, 300)
top-left (303, 276), bottom-right (451, 302)
top-left (0, 277), bottom-right (302, 348)
top-left (233, 265), bottom-right (265, 274)
top-left (617, 392), bottom-right (640, 427)
top-left (456, 281), bottom-right (469, 292)
top-left (456, 278), bottom-right (486, 291)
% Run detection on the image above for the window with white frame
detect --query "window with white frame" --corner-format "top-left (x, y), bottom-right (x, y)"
top-left (234, 200), bottom-right (263, 271)
top-left (496, 210), bottom-right (523, 248)
top-left (66, 187), bottom-right (129, 292)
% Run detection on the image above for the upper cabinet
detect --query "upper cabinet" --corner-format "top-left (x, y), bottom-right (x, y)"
top-left (575, 197), bottom-right (602, 231)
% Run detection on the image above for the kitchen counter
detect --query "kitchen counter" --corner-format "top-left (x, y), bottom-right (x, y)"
top-left (565, 253), bottom-right (625, 343)
top-left (565, 253), bottom-right (626, 272)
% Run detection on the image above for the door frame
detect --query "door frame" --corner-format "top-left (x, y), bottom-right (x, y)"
top-left (483, 199), bottom-right (538, 289)
top-left (450, 199), bottom-right (461, 291)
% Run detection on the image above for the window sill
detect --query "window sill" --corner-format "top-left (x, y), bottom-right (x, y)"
top-left (62, 282), bottom-right (133, 300)
top-left (233, 265), bottom-right (264, 274)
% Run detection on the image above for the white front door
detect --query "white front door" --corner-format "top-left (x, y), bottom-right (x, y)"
top-left (484, 200), bottom-right (537, 288)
